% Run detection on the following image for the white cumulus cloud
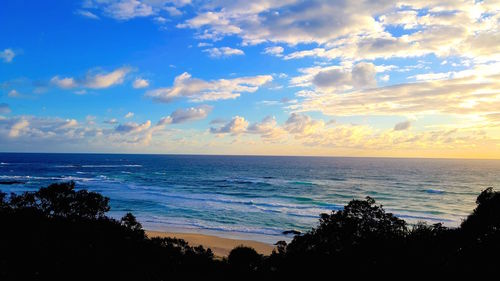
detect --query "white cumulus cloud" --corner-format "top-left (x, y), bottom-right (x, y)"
top-left (262, 46), bottom-right (284, 57)
top-left (115, 120), bottom-right (151, 134)
top-left (203, 47), bottom-right (244, 58)
top-left (51, 76), bottom-right (78, 89)
top-left (146, 72), bottom-right (272, 103)
top-left (133, 78), bottom-right (149, 88)
top-left (158, 105), bottom-right (213, 125)
top-left (210, 116), bottom-right (248, 135)
top-left (51, 67), bottom-right (131, 91)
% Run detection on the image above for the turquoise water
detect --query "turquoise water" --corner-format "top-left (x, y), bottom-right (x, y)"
top-left (1, 153), bottom-right (499, 243)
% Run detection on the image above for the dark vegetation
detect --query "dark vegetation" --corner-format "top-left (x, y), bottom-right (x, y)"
top-left (1, 182), bottom-right (500, 279)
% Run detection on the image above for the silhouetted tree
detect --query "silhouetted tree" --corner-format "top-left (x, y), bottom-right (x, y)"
top-left (0, 182), bottom-right (218, 280)
top-left (2, 182), bottom-right (500, 278)
top-left (274, 240), bottom-right (287, 255)
top-left (283, 196), bottom-right (407, 271)
top-left (461, 187), bottom-right (500, 234)
top-left (8, 181), bottom-right (110, 219)
top-left (228, 246), bottom-right (262, 272)
top-left (0, 191), bottom-right (6, 209)
top-left (450, 187), bottom-right (500, 271)
top-left (121, 212), bottom-right (145, 238)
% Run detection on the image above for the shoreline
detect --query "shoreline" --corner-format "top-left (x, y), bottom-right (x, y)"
top-left (146, 230), bottom-right (276, 257)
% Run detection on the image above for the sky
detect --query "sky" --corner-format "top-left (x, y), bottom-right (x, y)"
top-left (1, 0), bottom-right (500, 159)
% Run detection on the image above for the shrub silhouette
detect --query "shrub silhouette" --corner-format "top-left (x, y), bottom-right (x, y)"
top-left (0, 191), bottom-right (7, 208)
top-left (121, 212), bottom-right (145, 238)
top-left (1, 182), bottom-right (500, 278)
top-left (228, 246), bottom-right (262, 272)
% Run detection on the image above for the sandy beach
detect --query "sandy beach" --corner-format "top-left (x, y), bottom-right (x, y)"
top-left (146, 230), bottom-right (276, 257)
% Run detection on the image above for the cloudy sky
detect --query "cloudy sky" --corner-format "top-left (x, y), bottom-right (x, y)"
top-left (1, 0), bottom-right (500, 158)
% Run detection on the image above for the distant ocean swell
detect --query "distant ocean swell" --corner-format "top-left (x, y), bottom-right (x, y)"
top-left (1, 154), bottom-right (499, 242)
top-left (0, 172), bottom-right (463, 236)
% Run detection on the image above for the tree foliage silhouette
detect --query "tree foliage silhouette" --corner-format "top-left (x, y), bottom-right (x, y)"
top-left (0, 182), bottom-right (218, 280)
top-left (1, 182), bottom-right (500, 279)
top-left (228, 246), bottom-right (262, 273)
top-left (9, 181), bottom-right (110, 219)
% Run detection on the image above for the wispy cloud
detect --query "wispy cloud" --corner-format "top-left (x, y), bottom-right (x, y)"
top-left (146, 72), bottom-right (272, 103)
top-left (203, 47), bottom-right (244, 58)
top-left (158, 105), bottom-right (213, 125)
top-left (262, 46), bottom-right (284, 57)
top-left (115, 120), bottom-right (151, 134)
top-left (82, 0), bottom-right (190, 21)
top-left (7, 90), bottom-right (22, 98)
top-left (100, 0), bottom-right (154, 20)
top-left (294, 63), bottom-right (500, 119)
top-left (76, 9), bottom-right (100, 19)
top-left (3, 0), bottom-right (500, 157)
top-left (178, 1), bottom-right (500, 65)
top-left (85, 67), bottom-right (130, 89)
top-left (394, 121), bottom-right (411, 131)
top-left (51, 67), bottom-right (131, 91)
top-left (51, 76), bottom-right (78, 89)
top-left (0, 49), bottom-right (16, 63)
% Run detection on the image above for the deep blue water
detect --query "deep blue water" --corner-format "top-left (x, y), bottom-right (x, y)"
top-left (1, 153), bottom-right (499, 243)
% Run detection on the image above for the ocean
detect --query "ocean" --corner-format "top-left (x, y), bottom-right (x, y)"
top-left (1, 153), bottom-right (499, 243)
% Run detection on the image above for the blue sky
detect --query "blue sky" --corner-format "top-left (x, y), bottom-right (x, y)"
top-left (1, 1), bottom-right (500, 158)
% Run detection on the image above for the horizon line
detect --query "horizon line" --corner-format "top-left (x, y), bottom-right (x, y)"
top-left (1, 151), bottom-right (499, 161)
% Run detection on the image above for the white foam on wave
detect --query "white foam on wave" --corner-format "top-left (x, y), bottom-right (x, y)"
top-left (54, 164), bottom-right (143, 168)
top-left (136, 214), bottom-right (288, 239)
top-left (81, 164), bottom-right (142, 168)
top-left (0, 174), bottom-right (115, 184)
top-left (2, 160), bottom-right (475, 236)
top-left (130, 187), bottom-right (335, 220)
top-left (0, 175), bottom-right (62, 180)
top-left (59, 176), bottom-right (94, 182)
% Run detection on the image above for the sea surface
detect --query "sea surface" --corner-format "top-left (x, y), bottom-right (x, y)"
top-left (1, 153), bottom-right (499, 243)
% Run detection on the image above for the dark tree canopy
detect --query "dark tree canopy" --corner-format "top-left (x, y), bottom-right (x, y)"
top-left (121, 211), bottom-right (145, 237)
top-left (228, 246), bottom-right (262, 272)
top-left (8, 181), bottom-right (110, 219)
top-left (272, 188), bottom-right (500, 275)
top-left (1, 182), bottom-right (500, 279)
top-left (461, 187), bottom-right (500, 233)
top-left (0, 182), bottom-right (219, 280)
